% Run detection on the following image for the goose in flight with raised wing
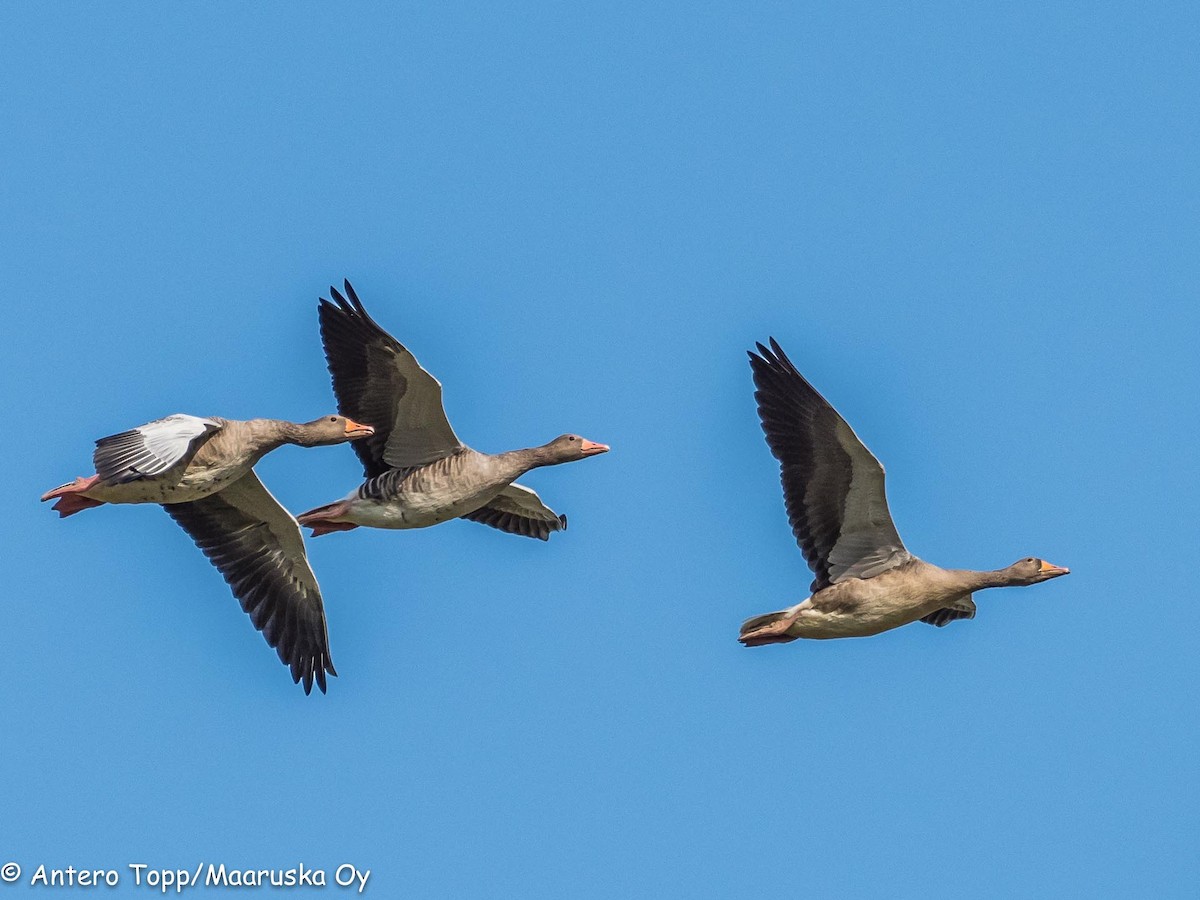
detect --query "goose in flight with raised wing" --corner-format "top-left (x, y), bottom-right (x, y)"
top-left (297, 281), bottom-right (608, 540)
top-left (738, 339), bottom-right (1068, 645)
top-left (42, 413), bottom-right (374, 693)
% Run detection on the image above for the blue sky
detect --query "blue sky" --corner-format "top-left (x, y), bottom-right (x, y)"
top-left (2, 2), bottom-right (1197, 897)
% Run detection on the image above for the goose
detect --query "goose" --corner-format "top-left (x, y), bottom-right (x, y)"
top-left (738, 339), bottom-right (1069, 645)
top-left (296, 281), bottom-right (609, 541)
top-left (41, 413), bottom-right (374, 693)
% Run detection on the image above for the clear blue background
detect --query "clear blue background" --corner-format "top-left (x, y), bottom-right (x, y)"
top-left (2, 3), bottom-right (1196, 897)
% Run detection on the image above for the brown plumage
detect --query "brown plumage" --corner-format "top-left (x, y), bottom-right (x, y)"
top-left (738, 339), bottom-right (1069, 645)
top-left (41, 413), bottom-right (374, 693)
top-left (296, 281), bottom-right (608, 540)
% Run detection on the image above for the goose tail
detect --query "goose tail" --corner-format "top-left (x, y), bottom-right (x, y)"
top-left (296, 500), bottom-right (359, 537)
top-left (738, 605), bottom-right (801, 646)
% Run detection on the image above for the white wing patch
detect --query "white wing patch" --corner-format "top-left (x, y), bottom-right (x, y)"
top-left (93, 414), bottom-right (222, 484)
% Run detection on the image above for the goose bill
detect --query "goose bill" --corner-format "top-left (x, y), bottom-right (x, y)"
top-left (1039, 560), bottom-right (1070, 577)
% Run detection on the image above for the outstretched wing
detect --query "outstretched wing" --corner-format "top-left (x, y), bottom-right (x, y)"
top-left (460, 483), bottom-right (567, 541)
top-left (921, 596), bottom-right (977, 627)
top-left (163, 471), bottom-right (336, 694)
top-left (749, 338), bottom-right (911, 593)
top-left (94, 414), bottom-right (222, 485)
top-left (318, 280), bottom-right (464, 477)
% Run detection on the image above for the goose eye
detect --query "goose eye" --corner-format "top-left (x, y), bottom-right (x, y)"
top-left (569, 436), bottom-right (577, 441)
top-left (329, 417), bottom-right (337, 423)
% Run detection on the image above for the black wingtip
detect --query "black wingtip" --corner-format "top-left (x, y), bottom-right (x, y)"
top-left (748, 337), bottom-right (800, 377)
top-left (318, 656), bottom-right (335, 693)
top-left (559, 514), bottom-right (568, 531)
top-left (319, 278), bottom-right (372, 322)
top-left (748, 345), bottom-right (769, 375)
top-left (749, 340), bottom-right (775, 363)
top-left (768, 337), bottom-right (794, 369)
top-left (343, 279), bottom-right (364, 312)
top-left (295, 660), bottom-right (334, 696)
top-left (309, 658), bottom-right (336, 695)
top-left (319, 279), bottom-right (372, 319)
top-left (318, 286), bottom-right (346, 317)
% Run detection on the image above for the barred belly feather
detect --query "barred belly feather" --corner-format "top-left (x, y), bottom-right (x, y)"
top-left (349, 455), bottom-right (509, 529)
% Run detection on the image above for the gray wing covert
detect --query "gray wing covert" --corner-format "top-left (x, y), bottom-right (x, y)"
top-left (319, 281), bottom-right (464, 477)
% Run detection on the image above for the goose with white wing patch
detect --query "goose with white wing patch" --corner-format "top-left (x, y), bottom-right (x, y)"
top-left (41, 413), bottom-right (374, 693)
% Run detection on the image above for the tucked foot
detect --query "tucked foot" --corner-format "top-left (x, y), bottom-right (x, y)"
top-left (738, 608), bottom-right (800, 646)
top-left (41, 475), bottom-right (104, 518)
top-left (297, 500), bottom-right (358, 537)
top-left (306, 520), bottom-right (359, 537)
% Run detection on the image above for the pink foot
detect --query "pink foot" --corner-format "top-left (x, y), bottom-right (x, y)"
top-left (297, 500), bottom-right (359, 537)
top-left (307, 521), bottom-right (359, 538)
top-left (41, 475), bottom-right (105, 518)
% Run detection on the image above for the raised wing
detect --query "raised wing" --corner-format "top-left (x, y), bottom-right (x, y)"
top-left (920, 596), bottom-right (977, 627)
top-left (749, 338), bottom-right (911, 593)
top-left (163, 471), bottom-right (336, 694)
top-left (93, 414), bottom-right (221, 485)
top-left (460, 483), bottom-right (567, 541)
top-left (318, 280), bottom-right (464, 478)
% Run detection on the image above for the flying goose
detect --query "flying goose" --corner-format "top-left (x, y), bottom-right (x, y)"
top-left (738, 339), bottom-right (1069, 645)
top-left (42, 413), bottom-right (374, 693)
top-left (296, 281), bottom-right (609, 539)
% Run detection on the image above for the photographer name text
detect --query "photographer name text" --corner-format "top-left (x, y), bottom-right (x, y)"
top-left (0, 862), bottom-right (371, 892)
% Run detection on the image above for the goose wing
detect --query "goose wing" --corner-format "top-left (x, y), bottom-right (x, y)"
top-left (163, 471), bottom-right (336, 694)
top-left (921, 596), bottom-right (977, 627)
top-left (93, 414), bottom-right (222, 485)
top-left (460, 483), bottom-right (567, 541)
top-left (319, 280), bottom-right (464, 478)
top-left (749, 338), bottom-right (911, 593)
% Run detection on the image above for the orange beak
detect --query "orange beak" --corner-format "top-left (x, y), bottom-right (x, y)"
top-left (344, 419), bottom-right (375, 438)
top-left (1039, 560), bottom-right (1070, 577)
top-left (580, 439), bottom-right (610, 456)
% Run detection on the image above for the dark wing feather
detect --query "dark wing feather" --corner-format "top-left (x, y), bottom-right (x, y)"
top-left (749, 338), bottom-right (911, 593)
top-left (921, 596), bottom-right (977, 627)
top-left (460, 483), bottom-right (567, 541)
top-left (163, 472), bottom-right (336, 694)
top-left (318, 280), bottom-right (463, 478)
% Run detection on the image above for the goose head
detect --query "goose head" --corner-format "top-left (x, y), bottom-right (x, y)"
top-left (542, 434), bottom-right (610, 464)
top-left (1005, 557), bottom-right (1071, 585)
top-left (296, 415), bottom-right (375, 447)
